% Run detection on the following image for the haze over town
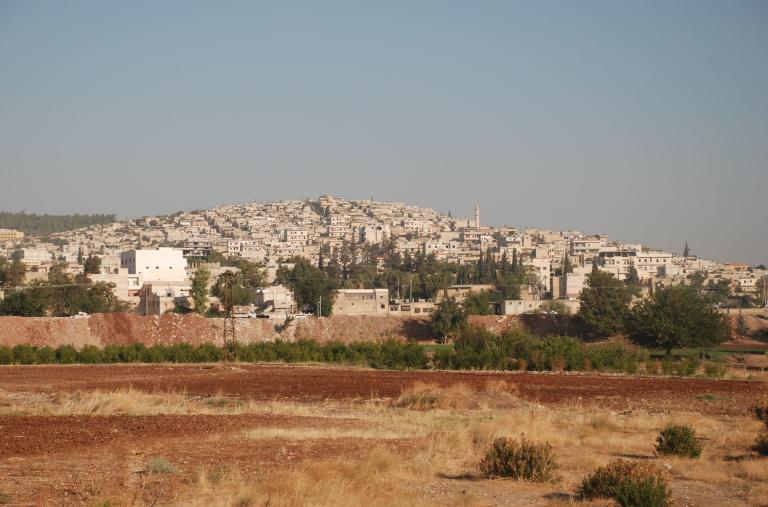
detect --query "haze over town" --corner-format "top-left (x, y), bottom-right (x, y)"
top-left (1, 1), bottom-right (766, 263)
top-left (2, 3), bottom-right (768, 506)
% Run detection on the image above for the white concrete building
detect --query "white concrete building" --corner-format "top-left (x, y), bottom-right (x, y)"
top-left (120, 247), bottom-right (188, 283)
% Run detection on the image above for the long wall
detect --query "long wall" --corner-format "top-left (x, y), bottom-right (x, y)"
top-left (0, 313), bottom-right (524, 348)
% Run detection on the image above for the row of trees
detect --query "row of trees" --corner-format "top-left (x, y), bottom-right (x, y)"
top-left (0, 262), bottom-right (128, 316)
top-left (312, 239), bottom-right (538, 308)
top-left (187, 255), bottom-right (272, 315)
top-left (578, 267), bottom-right (730, 353)
top-left (0, 211), bottom-right (116, 236)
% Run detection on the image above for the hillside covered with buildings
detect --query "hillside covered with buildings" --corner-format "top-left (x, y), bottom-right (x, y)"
top-left (0, 195), bottom-right (765, 318)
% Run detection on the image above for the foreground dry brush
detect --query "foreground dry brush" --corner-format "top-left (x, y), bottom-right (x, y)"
top-left (0, 376), bottom-right (766, 506)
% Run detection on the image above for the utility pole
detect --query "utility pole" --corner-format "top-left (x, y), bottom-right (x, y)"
top-left (763, 273), bottom-right (767, 317)
top-left (318, 295), bottom-right (322, 318)
top-left (220, 271), bottom-right (236, 362)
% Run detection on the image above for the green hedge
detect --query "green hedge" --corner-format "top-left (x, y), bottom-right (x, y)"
top-left (433, 327), bottom-right (648, 374)
top-left (0, 328), bottom-right (647, 374)
top-left (0, 339), bottom-right (428, 370)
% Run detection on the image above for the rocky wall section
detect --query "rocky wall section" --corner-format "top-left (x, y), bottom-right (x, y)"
top-left (0, 314), bottom-right (435, 347)
top-left (0, 313), bottom-right (532, 348)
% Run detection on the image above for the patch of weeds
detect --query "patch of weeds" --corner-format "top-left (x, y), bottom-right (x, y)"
top-left (233, 497), bottom-right (256, 507)
top-left (207, 464), bottom-right (232, 483)
top-left (655, 424), bottom-right (702, 458)
top-left (579, 460), bottom-right (671, 507)
top-left (145, 458), bottom-right (176, 474)
top-left (479, 437), bottom-right (558, 481)
top-left (753, 404), bottom-right (768, 456)
top-left (393, 391), bottom-right (442, 410)
top-left (697, 393), bottom-right (729, 401)
top-left (704, 364), bottom-right (726, 378)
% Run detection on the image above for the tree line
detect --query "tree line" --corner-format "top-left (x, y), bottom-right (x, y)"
top-left (0, 211), bottom-right (117, 237)
top-left (0, 258), bottom-right (127, 316)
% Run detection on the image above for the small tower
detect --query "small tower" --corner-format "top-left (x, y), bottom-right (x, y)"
top-left (474, 204), bottom-right (480, 230)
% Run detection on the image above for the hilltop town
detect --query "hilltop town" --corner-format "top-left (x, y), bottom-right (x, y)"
top-left (0, 195), bottom-right (764, 317)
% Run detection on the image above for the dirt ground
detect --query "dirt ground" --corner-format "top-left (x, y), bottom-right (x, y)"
top-left (0, 363), bottom-right (764, 416)
top-left (0, 364), bottom-right (766, 506)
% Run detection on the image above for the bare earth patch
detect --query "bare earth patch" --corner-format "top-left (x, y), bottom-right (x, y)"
top-left (0, 363), bottom-right (766, 505)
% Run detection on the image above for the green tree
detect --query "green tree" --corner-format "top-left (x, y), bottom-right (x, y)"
top-left (627, 285), bottom-right (730, 354)
top-left (83, 254), bottom-right (101, 274)
top-left (432, 297), bottom-right (467, 343)
top-left (0, 289), bottom-right (48, 316)
top-left (276, 257), bottom-right (338, 316)
top-left (563, 255), bottom-right (573, 275)
top-left (0, 257), bottom-right (26, 288)
top-left (212, 270), bottom-right (254, 308)
top-left (577, 270), bottom-right (632, 339)
top-left (736, 310), bottom-right (749, 337)
top-left (626, 262), bottom-right (640, 288)
top-left (683, 241), bottom-right (690, 258)
top-left (191, 266), bottom-right (210, 314)
top-left (464, 290), bottom-right (495, 315)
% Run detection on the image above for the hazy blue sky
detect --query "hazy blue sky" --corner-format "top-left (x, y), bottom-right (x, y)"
top-left (1, 1), bottom-right (766, 263)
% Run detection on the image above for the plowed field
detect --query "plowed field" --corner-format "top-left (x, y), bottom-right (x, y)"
top-left (0, 364), bottom-right (765, 506)
top-left (0, 363), bottom-right (764, 415)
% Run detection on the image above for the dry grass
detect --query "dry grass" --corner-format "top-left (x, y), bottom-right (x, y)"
top-left (182, 448), bottom-right (425, 507)
top-left (2, 381), bottom-right (767, 506)
top-left (0, 387), bottom-right (371, 418)
top-left (392, 380), bottom-right (520, 411)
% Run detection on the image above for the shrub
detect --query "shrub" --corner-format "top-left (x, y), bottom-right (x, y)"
top-left (655, 424), bottom-right (702, 458)
top-left (586, 342), bottom-right (648, 374)
top-left (754, 431), bottom-right (768, 456)
top-left (378, 340), bottom-right (428, 370)
top-left (36, 346), bottom-right (56, 364)
top-left (145, 458), bottom-right (176, 474)
top-left (0, 346), bottom-right (12, 365)
top-left (142, 345), bottom-right (167, 363)
top-left (533, 336), bottom-right (584, 371)
top-left (579, 460), bottom-right (671, 507)
top-left (754, 404), bottom-right (768, 425)
top-left (12, 344), bottom-right (37, 364)
top-left (101, 345), bottom-right (123, 363)
top-left (123, 343), bottom-right (147, 362)
top-left (674, 357), bottom-right (700, 376)
top-left (704, 363), bottom-right (726, 378)
top-left (77, 345), bottom-right (103, 364)
top-left (55, 345), bottom-right (77, 364)
top-left (192, 343), bottom-right (223, 362)
top-left (393, 382), bottom-right (444, 410)
top-left (478, 437), bottom-right (558, 481)
top-left (753, 404), bottom-right (768, 456)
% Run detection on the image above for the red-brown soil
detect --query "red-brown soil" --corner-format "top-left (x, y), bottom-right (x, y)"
top-left (0, 413), bottom-right (366, 460)
top-left (1, 364), bottom-right (766, 505)
top-left (0, 363), bottom-right (764, 416)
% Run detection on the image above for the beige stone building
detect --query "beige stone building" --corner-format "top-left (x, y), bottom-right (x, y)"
top-left (333, 288), bottom-right (389, 316)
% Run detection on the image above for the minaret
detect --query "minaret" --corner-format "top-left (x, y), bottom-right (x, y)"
top-left (474, 204), bottom-right (480, 230)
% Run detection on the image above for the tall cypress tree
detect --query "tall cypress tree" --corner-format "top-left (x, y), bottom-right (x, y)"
top-left (511, 249), bottom-right (518, 274)
top-left (563, 255), bottom-right (573, 274)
